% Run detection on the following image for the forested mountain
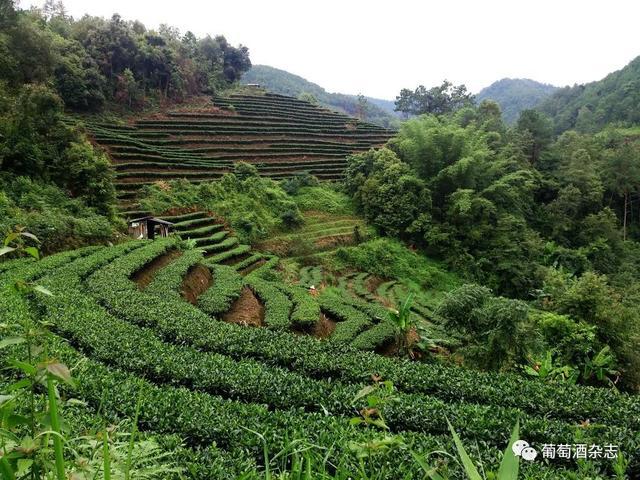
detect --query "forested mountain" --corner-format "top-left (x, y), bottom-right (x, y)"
top-left (242, 64), bottom-right (399, 127)
top-left (476, 78), bottom-right (557, 124)
top-left (538, 55), bottom-right (640, 133)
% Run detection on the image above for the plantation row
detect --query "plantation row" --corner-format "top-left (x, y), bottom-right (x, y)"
top-left (86, 93), bottom-right (393, 212)
top-left (2, 242), bottom-right (638, 477)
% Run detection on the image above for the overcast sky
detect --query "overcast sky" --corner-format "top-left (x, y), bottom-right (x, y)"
top-left (21, 0), bottom-right (640, 99)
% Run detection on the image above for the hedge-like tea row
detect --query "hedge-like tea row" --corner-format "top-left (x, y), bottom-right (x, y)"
top-left (202, 237), bottom-right (239, 255)
top-left (231, 253), bottom-right (265, 272)
top-left (0, 256), bottom-right (33, 274)
top-left (243, 276), bottom-right (292, 330)
top-left (197, 264), bottom-right (243, 315)
top-left (298, 266), bottom-right (323, 287)
top-left (85, 251), bottom-right (640, 431)
top-left (244, 255), bottom-right (279, 278)
top-left (317, 293), bottom-right (373, 343)
top-left (30, 252), bottom-right (634, 458)
top-left (145, 249), bottom-right (203, 298)
top-left (1, 312), bottom-right (608, 480)
top-left (274, 284), bottom-right (320, 329)
top-left (0, 246), bottom-right (101, 285)
top-left (351, 319), bottom-right (398, 351)
top-left (206, 244), bottom-right (252, 264)
top-left (173, 217), bottom-right (219, 230)
top-left (194, 230), bottom-right (228, 247)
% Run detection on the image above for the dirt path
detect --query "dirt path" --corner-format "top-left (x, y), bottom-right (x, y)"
top-left (222, 286), bottom-right (265, 327)
top-left (181, 264), bottom-right (213, 304)
top-left (132, 250), bottom-right (182, 289)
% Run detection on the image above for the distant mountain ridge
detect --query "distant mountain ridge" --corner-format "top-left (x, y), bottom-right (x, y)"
top-left (242, 65), bottom-right (399, 128)
top-left (538, 55), bottom-right (640, 133)
top-left (476, 78), bottom-right (558, 124)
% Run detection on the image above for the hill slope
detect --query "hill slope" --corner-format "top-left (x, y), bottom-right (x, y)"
top-left (476, 78), bottom-right (557, 124)
top-left (242, 65), bottom-right (399, 127)
top-left (3, 227), bottom-right (638, 477)
top-left (87, 92), bottom-right (394, 215)
top-left (538, 55), bottom-right (640, 133)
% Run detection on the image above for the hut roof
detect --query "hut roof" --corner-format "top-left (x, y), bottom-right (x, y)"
top-left (128, 216), bottom-right (174, 226)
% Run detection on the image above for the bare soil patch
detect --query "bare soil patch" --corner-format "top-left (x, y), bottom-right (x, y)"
top-left (222, 286), bottom-right (265, 327)
top-left (313, 312), bottom-right (337, 339)
top-left (181, 264), bottom-right (212, 304)
top-left (375, 327), bottom-right (421, 358)
top-left (132, 250), bottom-right (182, 289)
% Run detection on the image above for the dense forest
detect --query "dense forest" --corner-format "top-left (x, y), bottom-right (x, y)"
top-left (0, 0), bottom-right (251, 250)
top-left (242, 64), bottom-right (399, 128)
top-left (476, 78), bottom-right (557, 124)
top-left (348, 95), bottom-right (640, 389)
top-left (538, 55), bottom-right (640, 133)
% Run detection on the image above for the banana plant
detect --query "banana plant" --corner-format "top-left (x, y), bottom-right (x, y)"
top-left (389, 293), bottom-right (415, 356)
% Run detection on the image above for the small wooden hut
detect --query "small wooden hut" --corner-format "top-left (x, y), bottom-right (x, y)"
top-left (128, 216), bottom-right (174, 240)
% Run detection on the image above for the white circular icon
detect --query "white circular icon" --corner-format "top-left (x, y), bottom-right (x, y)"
top-left (512, 440), bottom-right (529, 456)
top-left (521, 447), bottom-right (538, 461)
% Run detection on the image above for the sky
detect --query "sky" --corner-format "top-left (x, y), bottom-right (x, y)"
top-left (20, 0), bottom-right (640, 100)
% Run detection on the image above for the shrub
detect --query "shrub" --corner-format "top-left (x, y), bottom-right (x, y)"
top-left (0, 175), bottom-right (116, 254)
top-left (138, 174), bottom-right (302, 242)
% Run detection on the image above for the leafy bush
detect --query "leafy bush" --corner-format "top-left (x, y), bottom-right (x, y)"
top-left (0, 175), bottom-right (116, 253)
top-left (138, 175), bottom-right (302, 243)
top-left (531, 310), bottom-right (598, 366)
top-left (280, 208), bottom-right (304, 229)
top-left (334, 238), bottom-right (458, 291)
top-left (198, 264), bottom-right (244, 315)
top-left (437, 285), bottom-right (542, 370)
top-left (281, 172), bottom-right (320, 195)
top-left (293, 185), bottom-right (355, 214)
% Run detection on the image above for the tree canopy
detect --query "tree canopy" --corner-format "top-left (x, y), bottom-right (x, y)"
top-left (394, 80), bottom-right (474, 117)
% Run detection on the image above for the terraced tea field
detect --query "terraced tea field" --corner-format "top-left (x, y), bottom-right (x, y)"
top-left (257, 211), bottom-right (374, 257)
top-left (87, 92), bottom-right (394, 216)
top-left (3, 237), bottom-right (638, 478)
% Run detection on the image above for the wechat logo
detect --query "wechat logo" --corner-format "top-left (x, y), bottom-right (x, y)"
top-left (512, 440), bottom-right (538, 461)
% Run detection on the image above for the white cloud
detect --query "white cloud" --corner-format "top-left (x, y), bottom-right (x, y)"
top-left (20, 0), bottom-right (640, 99)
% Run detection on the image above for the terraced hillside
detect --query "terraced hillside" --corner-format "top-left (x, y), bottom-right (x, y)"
top-left (257, 210), bottom-right (374, 257)
top-left (3, 240), bottom-right (638, 478)
top-left (87, 92), bottom-right (393, 215)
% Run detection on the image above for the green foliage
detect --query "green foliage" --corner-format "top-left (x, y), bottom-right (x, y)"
top-left (345, 147), bottom-right (431, 237)
top-left (0, 176), bottom-right (115, 254)
top-left (440, 420), bottom-right (521, 480)
top-left (292, 185), bottom-right (354, 214)
top-left (0, 2), bottom-right (251, 111)
top-left (334, 238), bottom-right (460, 291)
top-left (138, 174), bottom-right (302, 243)
top-left (539, 55), bottom-right (640, 133)
top-left (476, 78), bottom-right (557, 124)
top-left (437, 285), bottom-right (541, 370)
top-left (281, 172), bottom-right (320, 194)
top-left (394, 80), bottom-right (474, 116)
top-left (539, 270), bottom-right (638, 389)
top-left (0, 83), bottom-right (117, 216)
